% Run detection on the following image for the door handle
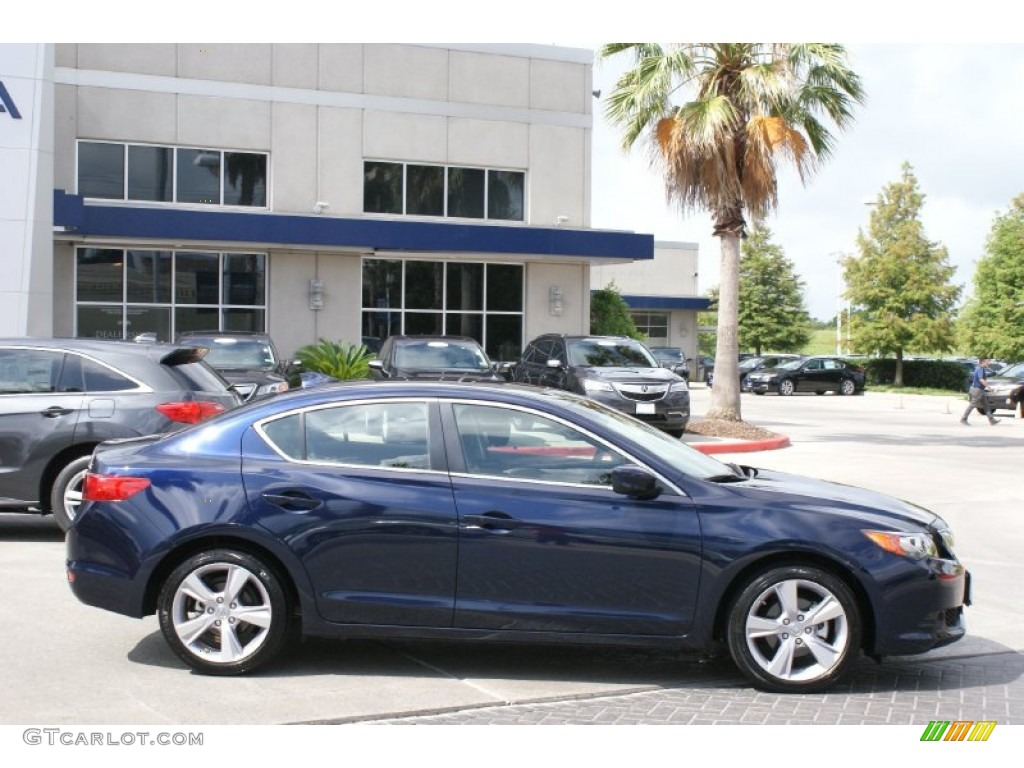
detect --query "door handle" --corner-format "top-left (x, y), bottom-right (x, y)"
top-left (463, 511), bottom-right (520, 531)
top-left (261, 491), bottom-right (322, 512)
top-left (42, 406), bottom-right (73, 418)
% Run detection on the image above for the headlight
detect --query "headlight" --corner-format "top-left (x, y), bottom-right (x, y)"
top-left (257, 382), bottom-right (290, 396)
top-left (581, 379), bottom-right (614, 393)
top-left (669, 381), bottom-right (689, 393)
top-left (933, 522), bottom-right (956, 553)
top-left (863, 529), bottom-right (938, 560)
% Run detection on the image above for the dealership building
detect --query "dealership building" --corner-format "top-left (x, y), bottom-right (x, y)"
top-left (2, 43), bottom-right (706, 361)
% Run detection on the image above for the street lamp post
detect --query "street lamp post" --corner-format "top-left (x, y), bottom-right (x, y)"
top-left (831, 252), bottom-right (846, 356)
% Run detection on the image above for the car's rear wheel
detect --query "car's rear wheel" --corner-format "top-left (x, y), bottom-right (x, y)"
top-left (778, 379), bottom-right (795, 396)
top-left (50, 455), bottom-right (92, 532)
top-left (726, 564), bottom-right (862, 693)
top-left (839, 379), bottom-right (857, 396)
top-left (158, 549), bottom-right (291, 675)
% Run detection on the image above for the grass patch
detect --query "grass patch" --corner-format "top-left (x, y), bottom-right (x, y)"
top-left (869, 384), bottom-right (966, 397)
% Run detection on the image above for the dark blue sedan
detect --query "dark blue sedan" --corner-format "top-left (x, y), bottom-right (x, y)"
top-left (66, 381), bottom-right (969, 693)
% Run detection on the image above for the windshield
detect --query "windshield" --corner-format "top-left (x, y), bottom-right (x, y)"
top-left (997, 362), bottom-right (1024, 378)
top-left (568, 339), bottom-right (658, 368)
top-left (650, 348), bottom-right (683, 363)
top-left (189, 338), bottom-right (276, 369)
top-left (394, 341), bottom-right (490, 370)
top-left (738, 357), bottom-right (763, 371)
top-left (777, 359), bottom-right (806, 371)
top-left (552, 391), bottom-right (735, 481)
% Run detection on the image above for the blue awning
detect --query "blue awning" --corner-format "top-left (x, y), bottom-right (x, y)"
top-left (54, 191), bottom-right (654, 262)
top-left (620, 294), bottom-right (711, 310)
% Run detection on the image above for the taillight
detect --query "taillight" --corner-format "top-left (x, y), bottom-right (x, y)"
top-left (156, 401), bottom-right (226, 424)
top-left (83, 473), bottom-right (151, 502)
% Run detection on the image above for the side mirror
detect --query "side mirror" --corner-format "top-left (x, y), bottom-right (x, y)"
top-left (611, 466), bottom-right (662, 500)
top-left (368, 359), bottom-right (384, 371)
top-left (546, 359), bottom-right (563, 369)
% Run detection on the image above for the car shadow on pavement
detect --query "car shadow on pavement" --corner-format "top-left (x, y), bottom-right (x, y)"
top-left (0, 513), bottom-right (63, 543)
top-left (127, 631), bottom-right (1024, 695)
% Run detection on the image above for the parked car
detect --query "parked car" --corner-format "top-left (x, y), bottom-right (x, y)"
top-left (695, 355), bottom-right (714, 385)
top-left (739, 354), bottom-right (803, 391)
top-left (0, 338), bottom-right (238, 530)
top-left (513, 334), bottom-right (689, 436)
top-left (67, 380), bottom-right (969, 692)
top-left (745, 356), bottom-right (867, 396)
top-left (981, 361), bottom-right (1024, 415)
top-left (176, 331), bottom-right (301, 403)
top-left (368, 336), bottom-right (504, 382)
top-left (647, 346), bottom-right (690, 380)
top-left (706, 352), bottom-right (777, 388)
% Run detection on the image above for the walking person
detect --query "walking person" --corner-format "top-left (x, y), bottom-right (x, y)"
top-left (961, 357), bottom-right (999, 426)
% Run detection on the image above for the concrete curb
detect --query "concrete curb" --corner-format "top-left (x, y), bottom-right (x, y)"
top-left (692, 434), bottom-right (791, 454)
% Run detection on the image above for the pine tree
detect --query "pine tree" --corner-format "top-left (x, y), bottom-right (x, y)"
top-left (958, 194), bottom-right (1024, 361)
top-left (738, 223), bottom-right (811, 355)
top-left (845, 163), bottom-right (960, 385)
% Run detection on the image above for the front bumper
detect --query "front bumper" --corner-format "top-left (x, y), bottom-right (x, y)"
top-left (872, 563), bottom-right (969, 656)
top-left (584, 390), bottom-right (690, 432)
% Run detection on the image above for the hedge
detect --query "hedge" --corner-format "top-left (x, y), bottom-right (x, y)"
top-left (857, 359), bottom-right (968, 392)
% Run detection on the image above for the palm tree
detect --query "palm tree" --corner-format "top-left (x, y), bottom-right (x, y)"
top-left (600, 44), bottom-right (864, 420)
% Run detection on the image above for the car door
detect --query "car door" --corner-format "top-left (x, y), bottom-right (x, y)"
top-left (537, 338), bottom-right (568, 389)
top-left (444, 401), bottom-right (702, 636)
top-left (0, 348), bottom-right (84, 504)
top-left (244, 398), bottom-right (458, 627)
top-left (795, 358), bottom-right (824, 392)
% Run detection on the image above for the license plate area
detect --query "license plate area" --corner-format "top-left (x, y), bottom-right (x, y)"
top-left (635, 402), bottom-right (656, 415)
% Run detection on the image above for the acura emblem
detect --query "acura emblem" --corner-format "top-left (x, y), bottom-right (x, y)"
top-left (642, 385), bottom-right (649, 393)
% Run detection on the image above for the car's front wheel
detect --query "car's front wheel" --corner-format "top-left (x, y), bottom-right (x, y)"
top-left (839, 379), bottom-right (857, 396)
top-left (778, 379), bottom-right (795, 396)
top-left (726, 564), bottom-right (862, 693)
top-left (50, 455), bottom-right (92, 532)
top-left (158, 549), bottom-right (291, 675)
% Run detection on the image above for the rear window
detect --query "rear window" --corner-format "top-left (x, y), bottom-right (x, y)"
top-left (166, 360), bottom-right (232, 393)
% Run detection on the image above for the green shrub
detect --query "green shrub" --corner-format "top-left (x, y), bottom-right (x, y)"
top-left (861, 359), bottom-right (967, 391)
top-left (295, 339), bottom-right (373, 380)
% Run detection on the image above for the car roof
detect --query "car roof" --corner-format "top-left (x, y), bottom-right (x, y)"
top-left (390, 335), bottom-right (481, 344)
top-left (177, 331), bottom-right (272, 340)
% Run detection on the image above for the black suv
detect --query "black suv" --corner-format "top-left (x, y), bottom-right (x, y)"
top-left (369, 336), bottom-right (504, 382)
top-left (512, 334), bottom-right (690, 436)
top-left (176, 331), bottom-right (301, 402)
top-left (0, 338), bottom-right (238, 530)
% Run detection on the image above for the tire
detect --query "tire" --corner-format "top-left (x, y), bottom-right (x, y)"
top-left (753, 391), bottom-right (765, 396)
top-left (665, 428), bottom-right (685, 439)
top-left (814, 391), bottom-right (825, 396)
top-left (778, 379), bottom-right (795, 396)
top-left (158, 549), bottom-right (291, 675)
top-left (839, 379), bottom-right (856, 396)
top-left (726, 564), bottom-right (862, 693)
top-left (50, 455), bottom-right (92, 532)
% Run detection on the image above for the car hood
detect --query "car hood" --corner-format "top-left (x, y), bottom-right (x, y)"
top-left (988, 372), bottom-right (1024, 388)
top-left (573, 366), bottom-right (680, 382)
top-left (733, 467), bottom-right (939, 529)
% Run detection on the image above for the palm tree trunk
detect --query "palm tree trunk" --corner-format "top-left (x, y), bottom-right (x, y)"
top-left (707, 233), bottom-right (742, 421)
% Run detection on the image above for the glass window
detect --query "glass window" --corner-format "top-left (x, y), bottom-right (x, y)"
top-left (262, 413), bottom-right (304, 460)
top-left (447, 167), bottom-right (485, 219)
top-left (125, 306), bottom-right (171, 341)
top-left (405, 261), bottom-right (444, 310)
top-left (76, 249), bottom-right (124, 302)
top-left (125, 250), bottom-right (171, 304)
top-left (78, 142), bottom-right (125, 199)
top-left (362, 259), bottom-right (403, 310)
top-left (631, 312), bottom-right (669, 341)
top-left (446, 263), bottom-right (483, 311)
top-left (487, 170), bottom-right (525, 221)
top-left (77, 248), bottom-right (266, 340)
top-left (446, 313), bottom-right (483, 341)
top-left (567, 339), bottom-right (658, 368)
top-left (223, 153), bottom-right (267, 206)
top-left (486, 264), bottom-right (523, 311)
top-left (0, 350), bottom-right (63, 394)
top-left (176, 252), bottom-right (220, 305)
top-left (77, 306), bottom-right (124, 340)
top-left (453, 404), bottom-right (628, 485)
top-left (362, 311), bottom-right (401, 344)
top-left (127, 145), bottom-right (173, 202)
top-left (304, 403), bottom-right (430, 470)
top-left (223, 254), bottom-right (266, 305)
top-left (82, 359), bottom-right (137, 392)
top-left (406, 164), bottom-right (444, 217)
top-left (404, 313), bottom-right (443, 335)
top-left (177, 148), bottom-right (221, 205)
top-left (486, 315), bottom-right (522, 362)
top-left (363, 162), bottom-right (403, 214)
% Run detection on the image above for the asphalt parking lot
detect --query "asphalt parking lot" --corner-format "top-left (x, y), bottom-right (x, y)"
top-left (1, 386), bottom-right (1022, 726)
